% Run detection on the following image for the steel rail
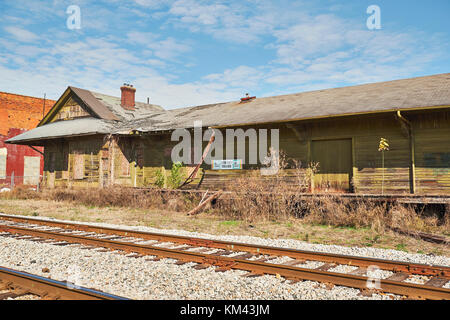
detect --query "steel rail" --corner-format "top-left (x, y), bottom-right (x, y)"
top-left (0, 214), bottom-right (448, 277)
top-left (0, 266), bottom-right (128, 300)
top-left (0, 224), bottom-right (449, 300)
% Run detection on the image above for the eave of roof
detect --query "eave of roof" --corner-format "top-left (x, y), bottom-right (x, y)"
top-left (114, 73), bottom-right (450, 133)
top-left (5, 118), bottom-right (115, 145)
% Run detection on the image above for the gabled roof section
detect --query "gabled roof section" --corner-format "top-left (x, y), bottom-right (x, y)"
top-left (39, 87), bottom-right (119, 126)
top-left (70, 87), bottom-right (120, 121)
top-left (39, 86), bottom-right (165, 126)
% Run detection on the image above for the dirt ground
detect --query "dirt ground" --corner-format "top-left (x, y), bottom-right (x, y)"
top-left (0, 198), bottom-right (448, 257)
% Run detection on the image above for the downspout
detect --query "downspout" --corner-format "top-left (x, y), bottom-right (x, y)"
top-left (396, 111), bottom-right (415, 194)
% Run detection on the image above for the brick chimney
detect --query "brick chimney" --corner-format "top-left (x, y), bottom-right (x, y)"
top-left (120, 83), bottom-right (136, 110)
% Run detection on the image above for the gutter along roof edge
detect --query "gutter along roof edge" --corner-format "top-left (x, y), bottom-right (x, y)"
top-left (5, 132), bottom-right (109, 145)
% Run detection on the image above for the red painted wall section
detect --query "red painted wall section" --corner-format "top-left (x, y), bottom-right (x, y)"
top-left (0, 91), bottom-right (54, 186)
top-left (0, 128), bottom-right (44, 185)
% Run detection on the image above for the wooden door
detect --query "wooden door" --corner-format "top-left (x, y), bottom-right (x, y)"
top-left (311, 139), bottom-right (353, 192)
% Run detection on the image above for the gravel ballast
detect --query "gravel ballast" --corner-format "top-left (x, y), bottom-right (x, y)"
top-left (0, 213), bottom-right (448, 300)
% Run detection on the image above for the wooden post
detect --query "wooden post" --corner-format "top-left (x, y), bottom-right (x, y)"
top-left (381, 151), bottom-right (384, 195)
top-left (109, 137), bottom-right (115, 186)
top-left (410, 130), bottom-right (416, 194)
top-left (99, 149), bottom-right (103, 188)
top-left (396, 111), bottom-right (415, 194)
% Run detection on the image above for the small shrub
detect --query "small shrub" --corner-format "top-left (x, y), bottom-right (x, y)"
top-left (154, 167), bottom-right (167, 188)
top-left (168, 162), bottom-right (185, 189)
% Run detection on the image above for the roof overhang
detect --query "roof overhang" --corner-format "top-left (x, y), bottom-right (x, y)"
top-left (4, 132), bottom-right (106, 146)
top-left (6, 118), bottom-right (115, 146)
top-left (209, 105), bottom-right (450, 129)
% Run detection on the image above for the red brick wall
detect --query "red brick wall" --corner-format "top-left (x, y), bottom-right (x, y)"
top-left (0, 91), bottom-right (55, 135)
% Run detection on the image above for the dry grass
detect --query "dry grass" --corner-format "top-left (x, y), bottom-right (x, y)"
top-left (1, 185), bottom-right (201, 213)
top-left (0, 197), bottom-right (448, 256)
top-left (2, 178), bottom-right (448, 239)
top-left (217, 160), bottom-right (449, 237)
top-left (0, 161), bottom-right (448, 256)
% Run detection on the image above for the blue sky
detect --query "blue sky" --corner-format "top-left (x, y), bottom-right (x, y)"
top-left (0, 0), bottom-right (449, 109)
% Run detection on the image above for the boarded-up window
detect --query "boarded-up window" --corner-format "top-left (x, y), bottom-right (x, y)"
top-left (73, 154), bottom-right (84, 180)
top-left (24, 156), bottom-right (40, 185)
top-left (136, 144), bottom-right (144, 168)
top-left (48, 152), bottom-right (56, 172)
top-left (0, 148), bottom-right (6, 179)
top-left (63, 149), bottom-right (69, 171)
top-left (120, 151), bottom-right (130, 176)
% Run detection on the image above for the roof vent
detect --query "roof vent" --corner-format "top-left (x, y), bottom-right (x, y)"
top-left (240, 93), bottom-right (256, 103)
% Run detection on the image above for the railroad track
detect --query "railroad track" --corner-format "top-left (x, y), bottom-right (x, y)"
top-left (0, 213), bottom-right (449, 300)
top-left (0, 266), bottom-right (127, 300)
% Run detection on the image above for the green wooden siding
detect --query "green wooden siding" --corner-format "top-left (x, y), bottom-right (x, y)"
top-left (311, 139), bottom-right (353, 191)
top-left (413, 110), bottom-right (450, 194)
top-left (40, 109), bottom-right (450, 195)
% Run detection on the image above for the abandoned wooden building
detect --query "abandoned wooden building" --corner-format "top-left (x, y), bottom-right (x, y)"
top-left (6, 73), bottom-right (450, 194)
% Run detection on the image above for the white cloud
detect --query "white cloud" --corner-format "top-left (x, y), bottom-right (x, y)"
top-left (0, 0), bottom-right (447, 111)
top-left (167, 0), bottom-right (277, 43)
top-left (147, 37), bottom-right (191, 60)
top-left (126, 31), bottom-right (191, 61)
top-left (132, 0), bottom-right (172, 8)
top-left (127, 31), bottom-right (159, 45)
top-left (203, 65), bottom-right (263, 90)
top-left (4, 26), bottom-right (39, 42)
